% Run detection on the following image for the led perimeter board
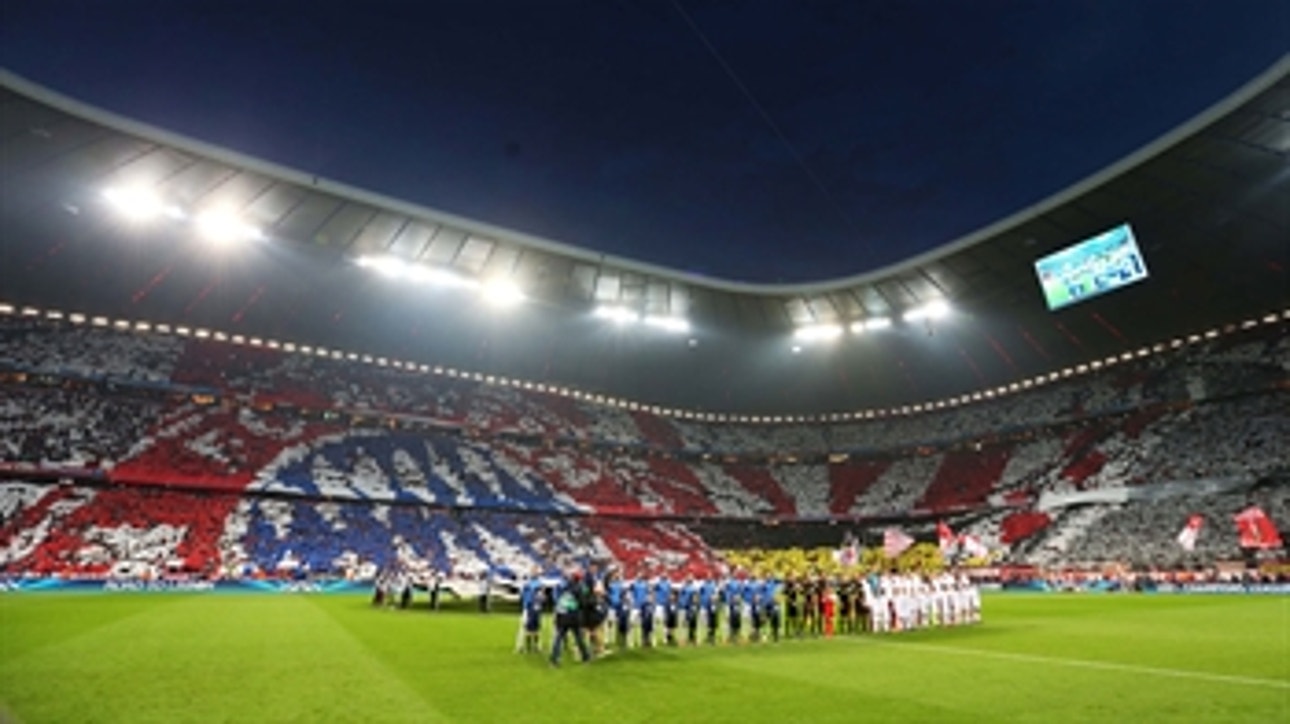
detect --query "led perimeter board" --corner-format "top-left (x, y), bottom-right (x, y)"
top-left (1034, 223), bottom-right (1148, 311)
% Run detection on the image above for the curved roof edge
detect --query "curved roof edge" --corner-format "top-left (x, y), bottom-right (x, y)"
top-left (3, 54), bottom-right (1288, 297)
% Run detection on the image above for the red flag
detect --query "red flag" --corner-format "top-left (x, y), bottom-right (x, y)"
top-left (1234, 507), bottom-right (1283, 550)
top-left (1176, 514), bottom-right (1203, 552)
top-left (937, 520), bottom-right (956, 556)
top-left (883, 527), bottom-right (915, 558)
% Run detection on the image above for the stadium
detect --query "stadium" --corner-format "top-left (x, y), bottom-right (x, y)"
top-left (2, 7), bottom-right (1288, 723)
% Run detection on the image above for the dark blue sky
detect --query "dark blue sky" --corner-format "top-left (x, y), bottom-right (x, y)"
top-left (3, 1), bottom-right (1286, 282)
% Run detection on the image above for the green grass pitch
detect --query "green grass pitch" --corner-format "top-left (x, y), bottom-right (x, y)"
top-left (2, 593), bottom-right (1286, 723)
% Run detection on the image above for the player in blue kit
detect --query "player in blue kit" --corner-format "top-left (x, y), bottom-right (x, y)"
top-left (639, 590), bottom-right (657, 648)
top-left (700, 577), bottom-right (719, 644)
top-left (515, 573), bottom-right (543, 653)
top-left (522, 582), bottom-right (544, 653)
top-left (726, 585), bottom-right (743, 645)
top-left (615, 586), bottom-right (634, 650)
top-left (681, 577), bottom-right (700, 645)
top-left (663, 589), bottom-right (680, 646)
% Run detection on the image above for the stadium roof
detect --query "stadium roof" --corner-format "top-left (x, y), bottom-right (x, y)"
top-left (1, 57), bottom-right (1287, 415)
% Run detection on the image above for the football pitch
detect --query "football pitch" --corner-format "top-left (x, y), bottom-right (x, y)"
top-left (1, 593), bottom-right (1286, 723)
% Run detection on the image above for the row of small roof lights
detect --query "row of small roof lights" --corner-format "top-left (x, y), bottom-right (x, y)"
top-left (354, 255), bottom-right (524, 309)
top-left (101, 186), bottom-right (265, 245)
top-left (353, 257), bottom-right (692, 329)
top-left (592, 305), bottom-right (691, 335)
top-left (4, 302), bottom-right (1287, 425)
top-left (791, 300), bottom-right (949, 351)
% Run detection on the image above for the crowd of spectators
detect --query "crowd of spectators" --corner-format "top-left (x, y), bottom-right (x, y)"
top-left (0, 385), bottom-right (163, 468)
top-left (0, 316), bottom-right (1286, 577)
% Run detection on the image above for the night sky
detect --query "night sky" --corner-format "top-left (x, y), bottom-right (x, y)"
top-left (2, 1), bottom-right (1286, 283)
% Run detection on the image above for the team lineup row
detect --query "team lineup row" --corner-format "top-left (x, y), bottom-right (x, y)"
top-left (514, 572), bottom-right (983, 665)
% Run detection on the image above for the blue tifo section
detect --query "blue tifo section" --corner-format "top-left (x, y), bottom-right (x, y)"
top-left (0, 578), bottom-right (371, 593)
top-left (254, 431), bottom-right (579, 512)
top-left (238, 498), bottom-right (572, 579)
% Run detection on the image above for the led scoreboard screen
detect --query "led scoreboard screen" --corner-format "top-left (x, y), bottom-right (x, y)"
top-left (1034, 223), bottom-right (1149, 311)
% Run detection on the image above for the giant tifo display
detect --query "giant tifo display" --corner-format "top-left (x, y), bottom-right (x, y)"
top-left (2, 315), bottom-right (1286, 584)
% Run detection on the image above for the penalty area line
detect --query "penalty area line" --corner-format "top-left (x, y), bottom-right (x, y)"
top-left (852, 637), bottom-right (1290, 690)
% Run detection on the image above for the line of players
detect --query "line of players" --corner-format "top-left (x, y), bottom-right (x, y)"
top-left (519, 570), bottom-right (982, 658)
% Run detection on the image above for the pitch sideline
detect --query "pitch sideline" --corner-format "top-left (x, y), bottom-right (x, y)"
top-left (850, 637), bottom-right (1290, 690)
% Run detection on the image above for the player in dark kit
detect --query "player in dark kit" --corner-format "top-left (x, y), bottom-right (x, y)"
top-left (803, 580), bottom-right (819, 637)
top-left (784, 579), bottom-right (801, 638)
top-left (837, 578), bottom-right (854, 635)
top-left (550, 572), bottom-right (591, 667)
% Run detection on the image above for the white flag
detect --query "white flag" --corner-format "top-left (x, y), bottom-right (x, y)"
top-left (1176, 514), bottom-right (1203, 552)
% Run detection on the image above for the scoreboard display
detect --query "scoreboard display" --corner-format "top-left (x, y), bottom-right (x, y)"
top-left (1034, 223), bottom-right (1149, 311)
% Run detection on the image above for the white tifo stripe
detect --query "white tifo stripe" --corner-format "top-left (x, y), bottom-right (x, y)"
top-left (858, 639), bottom-right (1290, 690)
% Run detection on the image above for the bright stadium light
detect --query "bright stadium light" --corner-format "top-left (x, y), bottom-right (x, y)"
top-left (195, 208), bottom-right (262, 244)
top-left (594, 305), bottom-right (640, 325)
top-left (408, 264), bottom-right (477, 289)
top-left (903, 300), bottom-right (951, 322)
top-left (481, 277), bottom-right (524, 308)
top-left (103, 186), bottom-right (164, 221)
top-left (850, 316), bottom-right (892, 334)
top-left (793, 323), bottom-right (843, 343)
top-left (643, 314), bottom-right (691, 334)
top-left (356, 255), bottom-right (409, 279)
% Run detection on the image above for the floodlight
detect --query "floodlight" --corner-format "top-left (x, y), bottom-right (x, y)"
top-left (643, 314), bottom-right (690, 334)
top-left (357, 255), bottom-right (408, 279)
top-left (409, 264), bottom-right (476, 288)
top-left (0, 304), bottom-right (14, 315)
top-left (793, 323), bottom-right (843, 342)
top-left (103, 186), bottom-right (164, 221)
top-left (902, 300), bottom-right (951, 322)
top-left (482, 278), bottom-right (525, 308)
top-left (851, 316), bottom-right (891, 333)
top-left (594, 305), bottom-right (640, 324)
top-left (196, 209), bottom-right (261, 244)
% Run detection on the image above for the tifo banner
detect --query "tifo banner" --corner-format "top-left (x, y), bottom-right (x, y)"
top-left (1036, 475), bottom-right (1253, 511)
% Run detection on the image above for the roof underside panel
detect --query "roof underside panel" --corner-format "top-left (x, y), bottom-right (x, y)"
top-left (1, 61), bottom-right (1288, 414)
